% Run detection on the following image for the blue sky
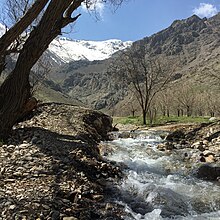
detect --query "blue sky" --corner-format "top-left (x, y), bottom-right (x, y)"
top-left (0, 0), bottom-right (219, 41)
top-left (69, 0), bottom-right (220, 41)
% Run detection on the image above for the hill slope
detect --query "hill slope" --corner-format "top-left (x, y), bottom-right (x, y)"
top-left (50, 13), bottom-right (220, 113)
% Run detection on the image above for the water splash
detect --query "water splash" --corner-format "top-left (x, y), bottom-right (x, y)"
top-left (103, 130), bottom-right (220, 219)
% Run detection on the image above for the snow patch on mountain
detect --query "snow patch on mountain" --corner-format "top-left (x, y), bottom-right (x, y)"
top-left (48, 37), bottom-right (132, 63)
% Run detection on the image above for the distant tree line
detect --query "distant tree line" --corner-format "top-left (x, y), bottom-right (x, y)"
top-left (156, 83), bottom-right (220, 119)
top-left (122, 82), bottom-right (220, 125)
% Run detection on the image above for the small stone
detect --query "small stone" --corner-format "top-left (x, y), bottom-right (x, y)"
top-left (202, 150), bottom-right (215, 157)
top-left (42, 204), bottom-right (50, 209)
top-left (13, 171), bottom-right (22, 176)
top-left (157, 143), bottom-right (166, 151)
top-left (61, 199), bottom-right (70, 204)
top-left (203, 140), bottom-right (209, 145)
top-left (105, 203), bottom-right (114, 210)
top-left (175, 144), bottom-right (182, 149)
top-left (51, 210), bottom-right (60, 219)
top-left (192, 141), bottom-right (202, 147)
top-left (205, 155), bottom-right (215, 163)
top-left (19, 143), bottom-right (29, 148)
top-left (8, 145), bottom-right (15, 149)
top-left (92, 194), bottom-right (104, 201)
top-left (209, 117), bottom-right (217, 121)
top-left (0, 167), bottom-right (5, 175)
top-left (200, 156), bottom-right (206, 162)
top-left (5, 179), bottom-right (16, 183)
top-left (197, 145), bottom-right (205, 152)
top-left (25, 156), bottom-right (33, 161)
top-left (31, 137), bottom-right (38, 144)
top-left (63, 217), bottom-right (78, 220)
top-left (9, 205), bottom-right (16, 210)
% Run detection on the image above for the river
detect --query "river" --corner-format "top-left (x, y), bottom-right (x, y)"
top-left (103, 130), bottom-right (220, 220)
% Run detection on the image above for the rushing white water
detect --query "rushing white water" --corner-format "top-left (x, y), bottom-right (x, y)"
top-left (103, 131), bottom-right (220, 220)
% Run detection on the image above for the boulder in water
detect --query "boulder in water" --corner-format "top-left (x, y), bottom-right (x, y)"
top-left (143, 186), bottom-right (189, 217)
top-left (196, 164), bottom-right (220, 181)
top-left (165, 130), bottom-right (185, 141)
top-left (157, 142), bottom-right (176, 151)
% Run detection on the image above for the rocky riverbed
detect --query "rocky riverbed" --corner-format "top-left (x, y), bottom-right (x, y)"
top-left (0, 103), bottom-right (125, 220)
top-left (156, 122), bottom-right (220, 180)
top-left (109, 122), bottom-right (220, 181)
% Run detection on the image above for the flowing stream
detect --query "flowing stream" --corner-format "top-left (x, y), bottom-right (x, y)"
top-left (103, 130), bottom-right (220, 220)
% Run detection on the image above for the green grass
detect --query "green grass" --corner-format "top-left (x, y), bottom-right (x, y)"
top-left (113, 116), bottom-right (143, 126)
top-left (113, 115), bottom-right (211, 126)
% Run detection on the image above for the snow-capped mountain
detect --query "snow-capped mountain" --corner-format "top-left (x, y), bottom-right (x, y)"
top-left (0, 22), bottom-right (132, 63)
top-left (48, 37), bottom-right (132, 63)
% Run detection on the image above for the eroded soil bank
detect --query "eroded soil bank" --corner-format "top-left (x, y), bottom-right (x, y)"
top-left (0, 103), bottom-right (125, 220)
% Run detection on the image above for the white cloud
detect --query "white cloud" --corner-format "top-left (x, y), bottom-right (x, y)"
top-left (193, 3), bottom-right (218, 18)
top-left (82, 0), bottom-right (105, 19)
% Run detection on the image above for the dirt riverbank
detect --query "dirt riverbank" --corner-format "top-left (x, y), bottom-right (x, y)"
top-left (0, 103), bottom-right (125, 220)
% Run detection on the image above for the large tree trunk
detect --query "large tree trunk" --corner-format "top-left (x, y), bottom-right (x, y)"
top-left (0, 73), bottom-right (31, 138)
top-left (0, 0), bottom-right (82, 139)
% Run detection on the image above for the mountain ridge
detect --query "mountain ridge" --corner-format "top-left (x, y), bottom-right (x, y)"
top-left (49, 13), bottom-right (220, 114)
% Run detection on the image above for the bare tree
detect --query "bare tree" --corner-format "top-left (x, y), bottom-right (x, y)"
top-left (174, 82), bottom-right (197, 117)
top-left (0, 0), bottom-right (126, 138)
top-left (157, 88), bottom-right (174, 117)
top-left (129, 101), bottom-right (137, 117)
top-left (113, 47), bottom-right (173, 125)
top-left (148, 98), bottom-right (157, 125)
top-left (203, 91), bottom-right (220, 117)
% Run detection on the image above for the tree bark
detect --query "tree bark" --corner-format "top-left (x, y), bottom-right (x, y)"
top-left (132, 110), bottom-right (135, 117)
top-left (142, 110), bottom-right (147, 125)
top-left (0, 0), bottom-right (82, 138)
top-left (186, 105), bottom-right (191, 117)
top-left (177, 109), bottom-right (180, 117)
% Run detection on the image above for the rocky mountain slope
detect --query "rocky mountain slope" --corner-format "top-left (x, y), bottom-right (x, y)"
top-left (49, 13), bottom-right (220, 113)
top-left (135, 14), bottom-right (220, 80)
top-left (48, 58), bottom-right (123, 110)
